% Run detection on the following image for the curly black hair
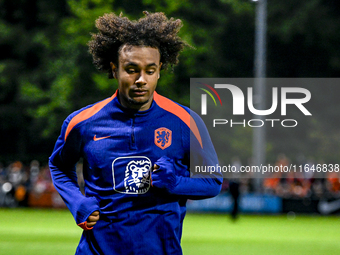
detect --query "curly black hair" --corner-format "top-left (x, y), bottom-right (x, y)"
top-left (88, 11), bottom-right (188, 79)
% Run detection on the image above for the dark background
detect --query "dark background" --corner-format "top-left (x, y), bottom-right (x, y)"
top-left (1, 0), bottom-right (340, 165)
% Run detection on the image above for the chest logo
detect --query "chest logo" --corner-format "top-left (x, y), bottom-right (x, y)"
top-left (93, 135), bottom-right (111, 141)
top-left (155, 127), bottom-right (172, 150)
top-left (112, 156), bottom-right (151, 194)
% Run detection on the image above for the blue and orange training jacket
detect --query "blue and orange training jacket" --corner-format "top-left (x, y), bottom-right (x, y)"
top-left (49, 90), bottom-right (222, 255)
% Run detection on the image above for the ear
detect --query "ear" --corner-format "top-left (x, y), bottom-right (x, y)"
top-left (110, 62), bottom-right (118, 79)
top-left (158, 62), bottom-right (163, 79)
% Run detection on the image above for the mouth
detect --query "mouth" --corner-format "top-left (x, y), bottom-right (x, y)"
top-left (131, 89), bottom-right (148, 96)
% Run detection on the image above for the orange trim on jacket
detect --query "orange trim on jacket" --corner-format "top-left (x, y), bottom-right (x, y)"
top-left (77, 221), bottom-right (93, 231)
top-left (64, 90), bottom-right (202, 148)
top-left (153, 92), bottom-right (203, 148)
top-left (64, 92), bottom-right (117, 141)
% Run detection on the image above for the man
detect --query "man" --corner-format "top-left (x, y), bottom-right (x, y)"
top-left (49, 11), bottom-right (222, 254)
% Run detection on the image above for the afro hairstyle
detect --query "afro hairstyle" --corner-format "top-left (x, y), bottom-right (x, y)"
top-left (88, 11), bottom-right (188, 78)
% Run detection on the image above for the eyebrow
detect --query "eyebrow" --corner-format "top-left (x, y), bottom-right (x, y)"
top-left (123, 62), bottom-right (158, 68)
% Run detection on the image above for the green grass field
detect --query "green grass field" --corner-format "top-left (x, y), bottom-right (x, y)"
top-left (0, 208), bottom-right (339, 255)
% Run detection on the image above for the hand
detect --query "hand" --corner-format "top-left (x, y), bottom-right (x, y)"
top-left (151, 156), bottom-right (176, 192)
top-left (87, 211), bottom-right (100, 228)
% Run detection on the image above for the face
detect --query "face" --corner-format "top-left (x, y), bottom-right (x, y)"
top-left (111, 45), bottom-right (162, 111)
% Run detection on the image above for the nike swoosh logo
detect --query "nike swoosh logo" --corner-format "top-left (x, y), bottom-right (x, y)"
top-left (318, 199), bottom-right (340, 214)
top-left (93, 135), bottom-right (111, 141)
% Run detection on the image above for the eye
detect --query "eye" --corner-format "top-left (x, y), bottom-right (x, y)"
top-left (126, 69), bottom-right (136, 74)
top-left (146, 70), bottom-right (155, 75)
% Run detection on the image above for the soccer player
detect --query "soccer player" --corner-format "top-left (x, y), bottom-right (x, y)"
top-left (49, 11), bottom-right (222, 254)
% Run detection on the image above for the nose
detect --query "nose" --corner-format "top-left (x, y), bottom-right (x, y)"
top-left (135, 72), bottom-right (147, 86)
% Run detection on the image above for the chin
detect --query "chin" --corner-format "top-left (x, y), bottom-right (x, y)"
top-left (129, 97), bottom-right (149, 106)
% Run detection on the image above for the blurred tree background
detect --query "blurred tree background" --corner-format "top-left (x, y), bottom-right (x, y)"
top-left (0, 0), bottom-right (339, 165)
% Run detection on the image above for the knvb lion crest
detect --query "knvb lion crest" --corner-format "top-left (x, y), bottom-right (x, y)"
top-left (155, 127), bottom-right (172, 150)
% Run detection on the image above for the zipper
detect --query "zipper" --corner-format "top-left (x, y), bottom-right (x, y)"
top-left (131, 115), bottom-right (136, 149)
top-left (131, 119), bottom-right (135, 143)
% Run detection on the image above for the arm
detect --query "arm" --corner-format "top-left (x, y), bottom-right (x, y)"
top-left (49, 116), bottom-right (100, 230)
top-left (151, 157), bottom-right (221, 199)
top-left (151, 110), bottom-right (222, 199)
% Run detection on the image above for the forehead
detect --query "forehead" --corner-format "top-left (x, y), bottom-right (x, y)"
top-left (118, 45), bottom-right (161, 65)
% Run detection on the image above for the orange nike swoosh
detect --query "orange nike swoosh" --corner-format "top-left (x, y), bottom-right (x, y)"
top-left (93, 135), bottom-right (111, 141)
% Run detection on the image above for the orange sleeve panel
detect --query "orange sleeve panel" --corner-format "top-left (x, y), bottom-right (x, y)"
top-left (64, 92), bottom-right (117, 141)
top-left (153, 92), bottom-right (203, 148)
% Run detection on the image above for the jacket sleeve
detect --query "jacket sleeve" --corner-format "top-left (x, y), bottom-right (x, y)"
top-left (49, 115), bottom-right (100, 227)
top-left (155, 110), bottom-right (223, 199)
